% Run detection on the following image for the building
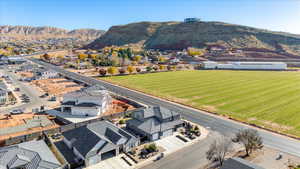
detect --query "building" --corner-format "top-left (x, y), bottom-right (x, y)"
top-left (184, 18), bottom-right (201, 23)
top-left (220, 157), bottom-right (265, 169)
top-left (60, 121), bottom-right (139, 166)
top-left (201, 61), bottom-right (287, 70)
top-left (0, 80), bottom-right (10, 105)
top-left (0, 140), bottom-right (62, 169)
top-left (61, 85), bottom-right (112, 116)
top-left (126, 106), bottom-right (183, 141)
top-left (7, 56), bottom-right (27, 64)
top-left (33, 68), bottom-right (59, 80)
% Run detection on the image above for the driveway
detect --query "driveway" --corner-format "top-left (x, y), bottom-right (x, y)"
top-left (86, 154), bottom-right (132, 169)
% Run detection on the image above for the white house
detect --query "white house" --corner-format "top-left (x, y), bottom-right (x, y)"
top-left (202, 61), bottom-right (287, 70)
top-left (34, 68), bottom-right (59, 80)
top-left (61, 85), bottom-right (112, 116)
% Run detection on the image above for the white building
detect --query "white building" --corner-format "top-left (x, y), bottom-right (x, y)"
top-left (201, 61), bottom-right (287, 70)
top-left (34, 68), bottom-right (59, 80)
top-left (61, 85), bottom-right (112, 116)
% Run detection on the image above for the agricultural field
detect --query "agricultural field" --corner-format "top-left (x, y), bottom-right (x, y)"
top-left (103, 70), bottom-right (300, 137)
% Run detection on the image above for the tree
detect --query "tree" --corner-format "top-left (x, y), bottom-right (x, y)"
top-left (159, 65), bottom-right (166, 71)
top-left (99, 68), bottom-right (107, 76)
top-left (153, 66), bottom-right (158, 71)
top-left (167, 65), bottom-right (173, 71)
top-left (136, 67), bottom-right (141, 73)
top-left (146, 66), bottom-right (153, 72)
top-left (119, 68), bottom-right (126, 74)
top-left (127, 66), bottom-right (135, 74)
top-left (133, 55), bottom-right (142, 62)
top-left (206, 136), bottom-right (232, 166)
top-left (78, 53), bottom-right (88, 60)
top-left (41, 53), bottom-right (51, 61)
top-left (107, 67), bottom-right (118, 75)
top-left (158, 56), bottom-right (166, 62)
top-left (233, 129), bottom-right (263, 156)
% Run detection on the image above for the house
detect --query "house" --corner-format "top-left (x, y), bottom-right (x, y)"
top-left (33, 68), bottom-right (59, 80)
top-left (0, 140), bottom-right (62, 169)
top-left (220, 157), bottom-right (265, 169)
top-left (126, 106), bottom-right (184, 141)
top-left (7, 56), bottom-right (27, 64)
top-left (60, 120), bottom-right (139, 166)
top-left (0, 80), bottom-right (10, 105)
top-left (61, 85), bottom-right (112, 116)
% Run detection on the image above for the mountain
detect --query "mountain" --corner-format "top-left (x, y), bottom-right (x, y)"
top-left (87, 21), bottom-right (300, 55)
top-left (0, 25), bottom-right (105, 42)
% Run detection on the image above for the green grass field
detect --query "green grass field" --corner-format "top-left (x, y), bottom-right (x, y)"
top-left (103, 70), bottom-right (300, 137)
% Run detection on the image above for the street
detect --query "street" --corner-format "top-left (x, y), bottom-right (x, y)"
top-left (29, 58), bottom-right (300, 169)
top-left (0, 65), bottom-right (49, 113)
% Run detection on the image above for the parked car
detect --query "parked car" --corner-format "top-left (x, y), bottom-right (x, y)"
top-left (10, 109), bottom-right (24, 115)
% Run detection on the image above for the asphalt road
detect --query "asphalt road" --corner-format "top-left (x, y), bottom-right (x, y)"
top-left (28, 58), bottom-right (300, 168)
top-left (0, 65), bottom-right (46, 113)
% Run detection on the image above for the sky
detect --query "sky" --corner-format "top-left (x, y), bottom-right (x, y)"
top-left (0, 0), bottom-right (300, 34)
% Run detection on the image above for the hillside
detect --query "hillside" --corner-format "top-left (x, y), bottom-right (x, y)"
top-left (87, 21), bottom-right (300, 55)
top-left (0, 25), bottom-right (105, 42)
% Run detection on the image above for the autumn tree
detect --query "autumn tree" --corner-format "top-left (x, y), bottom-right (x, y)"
top-left (136, 67), bottom-right (141, 73)
top-left (233, 129), bottom-right (263, 156)
top-left (133, 55), bottom-right (142, 62)
top-left (206, 136), bottom-right (232, 166)
top-left (119, 68), bottom-right (126, 74)
top-left (107, 67), bottom-right (118, 75)
top-left (158, 56), bottom-right (166, 63)
top-left (99, 68), bottom-right (107, 76)
top-left (127, 66), bottom-right (135, 74)
top-left (159, 65), bottom-right (166, 71)
top-left (78, 53), bottom-right (88, 61)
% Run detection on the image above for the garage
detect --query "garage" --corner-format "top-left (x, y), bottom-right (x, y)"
top-left (160, 129), bottom-right (173, 138)
top-left (101, 149), bottom-right (117, 161)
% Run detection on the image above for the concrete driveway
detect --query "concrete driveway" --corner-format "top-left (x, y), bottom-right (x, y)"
top-left (86, 154), bottom-right (132, 169)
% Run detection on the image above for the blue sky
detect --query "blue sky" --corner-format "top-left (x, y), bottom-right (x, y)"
top-left (1, 0), bottom-right (300, 34)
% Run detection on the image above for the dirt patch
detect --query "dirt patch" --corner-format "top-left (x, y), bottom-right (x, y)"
top-left (260, 120), bottom-right (294, 131)
top-left (201, 105), bottom-right (217, 112)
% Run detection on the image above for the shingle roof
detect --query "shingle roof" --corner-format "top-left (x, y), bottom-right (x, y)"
top-left (62, 121), bottom-right (138, 158)
top-left (127, 106), bottom-right (183, 134)
top-left (0, 140), bottom-right (61, 169)
top-left (221, 158), bottom-right (265, 169)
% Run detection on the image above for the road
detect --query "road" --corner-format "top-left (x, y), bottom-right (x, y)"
top-left (28, 58), bottom-right (300, 168)
top-left (0, 65), bottom-right (48, 113)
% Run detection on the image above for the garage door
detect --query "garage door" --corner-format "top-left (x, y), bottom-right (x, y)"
top-left (101, 149), bottom-right (116, 161)
top-left (161, 129), bottom-right (173, 138)
top-left (151, 133), bottom-right (159, 141)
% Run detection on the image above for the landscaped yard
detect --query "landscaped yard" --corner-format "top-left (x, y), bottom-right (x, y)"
top-left (102, 70), bottom-right (300, 137)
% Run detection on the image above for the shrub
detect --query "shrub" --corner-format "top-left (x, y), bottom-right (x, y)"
top-left (119, 119), bottom-right (125, 124)
top-left (147, 143), bottom-right (158, 152)
top-left (146, 66), bottom-right (153, 72)
top-left (119, 68), bottom-right (126, 74)
top-left (99, 68), bottom-right (107, 76)
top-left (136, 67), bottom-right (141, 72)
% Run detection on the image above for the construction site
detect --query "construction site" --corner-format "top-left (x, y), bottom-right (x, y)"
top-left (0, 113), bottom-right (60, 143)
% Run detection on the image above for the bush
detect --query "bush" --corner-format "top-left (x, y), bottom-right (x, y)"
top-left (119, 119), bottom-right (125, 124)
top-left (147, 143), bottom-right (158, 152)
top-left (119, 68), bottom-right (126, 74)
top-left (146, 66), bottom-right (153, 72)
top-left (136, 67), bottom-right (141, 72)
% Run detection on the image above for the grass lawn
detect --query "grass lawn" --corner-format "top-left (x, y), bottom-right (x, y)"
top-left (102, 70), bottom-right (300, 137)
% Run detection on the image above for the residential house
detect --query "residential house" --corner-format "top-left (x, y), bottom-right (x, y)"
top-left (61, 85), bottom-right (112, 116)
top-left (33, 68), bottom-right (59, 80)
top-left (0, 80), bottom-right (10, 105)
top-left (220, 157), bottom-right (265, 169)
top-left (60, 120), bottom-right (139, 166)
top-left (126, 106), bottom-right (184, 141)
top-left (0, 140), bottom-right (62, 169)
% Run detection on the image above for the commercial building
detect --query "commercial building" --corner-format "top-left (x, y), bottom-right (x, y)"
top-left (59, 120), bottom-right (139, 166)
top-left (201, 61), bottom-right (287, 70)
top-left (0, 140), bottom-right (62, 169)
top-left (61, 85), bottom-right (112, 116)
top-left (126, 106), bottom-right (183, 141)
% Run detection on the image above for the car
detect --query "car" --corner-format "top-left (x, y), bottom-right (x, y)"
top-left (10, 109), bottom-right (24, 115)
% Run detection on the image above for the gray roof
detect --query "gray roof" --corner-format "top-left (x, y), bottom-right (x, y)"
top-left (63, 85), bottom-right (110, 102)
top-left (62, 121), bottom-right (138, 158)
top-left (221, 158), bottom-right (265, 169)
top-left (0, 81), bottom-right (9, 92)
top-left (0, 140), bottom-right (61, 169)
top-left (127, 106), bottom-right (183, 134)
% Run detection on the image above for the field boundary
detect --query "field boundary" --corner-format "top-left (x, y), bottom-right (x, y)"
top-left (100, 78), bottom-right (300, 141)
